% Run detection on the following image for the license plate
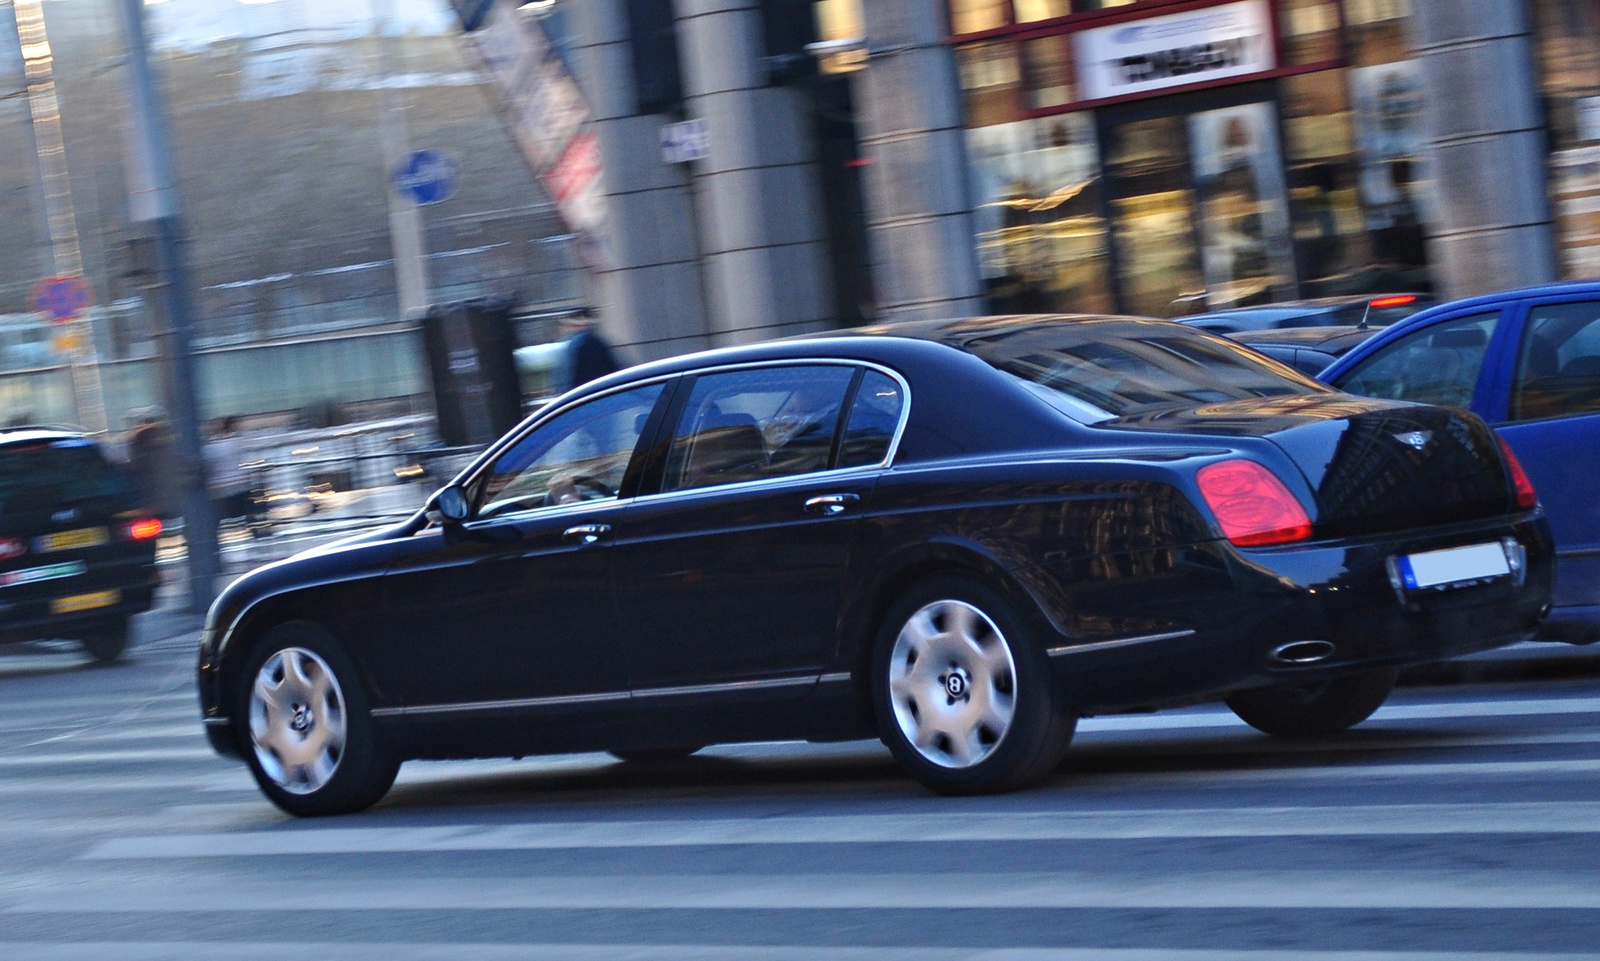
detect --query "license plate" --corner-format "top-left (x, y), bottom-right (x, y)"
top-left (33, 527), bottom-right (109, 553)
top-left (1396, 542), bottom-right (1511, 590)
top-left (50, 589), bottom-right (121, 615)
top-left (0, 561), bottom-right (86, 587)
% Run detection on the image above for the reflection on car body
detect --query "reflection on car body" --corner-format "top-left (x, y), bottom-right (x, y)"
top-left (198, 317), bottom-right (1553, 815)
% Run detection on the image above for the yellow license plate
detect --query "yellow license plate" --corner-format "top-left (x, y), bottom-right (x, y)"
top-left (36, 527), bottom-right (109, 552)
top-left (50, 589), bottom-right (120, 615)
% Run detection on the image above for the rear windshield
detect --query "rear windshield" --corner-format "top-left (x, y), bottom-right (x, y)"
top-left (959, 321), bottom-right (1326, 419)
top-left (0, 440), bottom-right (129, 515)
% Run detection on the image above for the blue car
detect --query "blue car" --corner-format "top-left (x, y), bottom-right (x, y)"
top-left (1321, 281), bottom-right (1600, 644)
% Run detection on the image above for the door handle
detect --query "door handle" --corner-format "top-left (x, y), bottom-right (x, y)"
top-left (804, 493), bottom-right (861, 516)
top-left (562, 523), bottom-right (612, 545)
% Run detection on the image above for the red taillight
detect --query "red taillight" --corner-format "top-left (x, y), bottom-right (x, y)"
top-left (124, 518), bottom-right (163, 541)
top-left (1369, 295), bottom-right (1417, 308)
top-left (1197, 459), bottom-right (1314, 547)
top-left (0, 537), bottom-right (26, 560)
top-left (1496, 437), bottom-right (1537, 510)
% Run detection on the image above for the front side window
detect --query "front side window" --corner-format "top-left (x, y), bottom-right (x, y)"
top-left (661, 366), bottom-right (857, 494)
top-left (1332, 311), bottom-right (1499, 408)
top-left (478, 383), bottom-right (665, 517)
top-left (1511, 301), bottom-right (1600, 421)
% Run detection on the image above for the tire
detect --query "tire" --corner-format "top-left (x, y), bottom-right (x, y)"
top-left (1225, 667), bottom-right (1399, 738)
top-left (81, 620), bottom-right (129, 664)
top-left (609, 746), bottom-right (704, 764)
top-left (235, 621), bottom-right (399, 816)
top-left (871, 574), bottom-right (1075, 795)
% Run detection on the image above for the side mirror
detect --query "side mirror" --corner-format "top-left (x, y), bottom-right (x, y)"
top-left (434, 484), bottom-right (471, 523)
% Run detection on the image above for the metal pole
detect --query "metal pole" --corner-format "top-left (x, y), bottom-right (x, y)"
top-left (114, 0), bottom-right (218, 610)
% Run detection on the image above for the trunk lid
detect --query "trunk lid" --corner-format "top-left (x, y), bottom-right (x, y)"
top-left (1098, 395), bottom-right (1516, 537)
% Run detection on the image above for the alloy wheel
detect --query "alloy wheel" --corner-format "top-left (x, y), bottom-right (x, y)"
top-left (887, 599), bottom-right (1017, 768)
top-left (248, 646), bottom-right (347, 794)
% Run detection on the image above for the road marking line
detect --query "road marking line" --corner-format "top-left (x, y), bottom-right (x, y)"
top-left (16, 870), bottom-right (1600, 912)
top-left (1079, 697), bottom-right (1600, 732)
top-left (0, 748), bottom-right (223, 767)
top-left (0, 945), bottom-right (1592, 961)
top-left (81, 801), bottom-right (1600, 859)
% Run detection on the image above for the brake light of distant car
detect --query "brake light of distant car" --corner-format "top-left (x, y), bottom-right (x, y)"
top-left (1368, 295), bottom-right (1417, 308)
top-left (1196, 460), bottom-right (1314, 547)
top-left (121, 518), bottom-right (163, 541)
top-left (1496, 437), bottom-right (1538, 510)
top-left (0, 537), bottom-right (26, 560)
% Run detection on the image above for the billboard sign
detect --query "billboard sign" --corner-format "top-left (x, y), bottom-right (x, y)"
top-left (1073, 0), bottom-right (1275, 102)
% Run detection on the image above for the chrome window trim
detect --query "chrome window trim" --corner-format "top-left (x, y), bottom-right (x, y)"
top-left (1046, 629), bottom-right (1195, 657)
top-left (818, 671), bottom-right (853, 684)
top-left (368, 674), bottom-right (817, 719)
top-left (461, 358), bottom-right (910, 511)
top-left (641, 358), bottom-right (912, 503)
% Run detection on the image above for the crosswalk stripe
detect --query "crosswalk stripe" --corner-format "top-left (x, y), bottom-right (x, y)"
top-left (1079, 696), bottom-right (1600, 732)
top-left (15, 871), bottom-right (1600, 912)
top-left (81, 801), bottom-right (1600, 859)
top-left (0, 946), bottom-right (1592, 961)
top-left (0, 775), bottom-right (254, 797)
top-left (0, 748), bottom-right (222, 767)
top-left (1072, 758), bottom-right (1600, 786)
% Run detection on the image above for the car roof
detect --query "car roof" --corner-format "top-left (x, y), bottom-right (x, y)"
top-left (0, 428), bottom-right (91, 449)
top-left (1230, 326), bottom-right (1379, 352)
top-left (563, 313), bottom-right (1179, 402)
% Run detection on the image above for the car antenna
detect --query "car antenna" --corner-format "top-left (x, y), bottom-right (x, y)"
top-left (1357, 300), bottom-right (1372, 330)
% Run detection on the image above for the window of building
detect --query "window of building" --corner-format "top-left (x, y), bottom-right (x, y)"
top-left (1278, 0), bottom-right (1342, 66)
top-left (1534, 0), bottom-right (1600, 279)
top-left (967, 113), bottom-right (1114, 313)
top-left (958, 42), bottom-right (1026, 127)
top-left (1281, 70), bottom-right (1373, 295)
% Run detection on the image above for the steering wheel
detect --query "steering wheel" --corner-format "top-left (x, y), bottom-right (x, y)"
top-left (543, 473), bottom-right (615, 506)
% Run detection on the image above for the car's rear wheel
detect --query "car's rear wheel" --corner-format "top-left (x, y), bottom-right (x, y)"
top-left (236, 622), bottom-right (398, 816)
top-left (872, 574), bottom-right (1074, 794)
top-left (1225, 667), bottom-right (1398, 737)
top-left (81, 619), bottom-right (129, 664)
top-left (609, 746), bottom-right (704, 763)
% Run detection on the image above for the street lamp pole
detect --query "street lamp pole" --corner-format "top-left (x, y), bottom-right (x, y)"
top-left (114, 0), bottom-right (219, 610)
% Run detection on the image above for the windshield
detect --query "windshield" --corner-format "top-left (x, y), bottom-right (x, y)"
top-left (959, 320), bottom-right (1326, 419)
top-left (0, 440), bottom-right (129, 515)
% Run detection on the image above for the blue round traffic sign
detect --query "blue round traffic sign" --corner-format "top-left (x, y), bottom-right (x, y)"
top-left (392, 150), bottom-right (460, 206)
top-left (31, 276), bottom-right (93, 323)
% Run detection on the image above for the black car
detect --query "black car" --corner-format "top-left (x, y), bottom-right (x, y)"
top-left (0, 429), bottom-right (163, 661)
top-left (1229, 326), bottom-right (1381, 377)
top-left (1182, 295), bottom-right (1433, 334)
top-left (198, 317), bottom-right (1553, 815)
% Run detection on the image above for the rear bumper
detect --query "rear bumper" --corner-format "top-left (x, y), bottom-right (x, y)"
top-left (1049, 512), bottom-right (1554, 714)
top-left (0, 574), bottom-right (158, 643)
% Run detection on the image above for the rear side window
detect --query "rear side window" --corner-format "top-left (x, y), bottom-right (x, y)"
top-left (662, 365), bottom-right (856, 493)
top-left (1510, 300), bottom-right (1600, 421)
top-left (0, 440), bottom-right (129, 515)
top-left (838, 370), bottom-right (905, 469)
top-left (1332, 311), bottom-right (1499, 408)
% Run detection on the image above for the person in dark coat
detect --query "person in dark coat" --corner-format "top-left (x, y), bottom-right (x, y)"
top-left (565, 309), bottom-right (621, 388)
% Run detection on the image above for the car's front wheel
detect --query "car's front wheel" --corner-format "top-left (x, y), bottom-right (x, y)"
top-left (872, 574), bottom-right (1074, 794)
top-left (1225, 667), bottom-right (1398, 737)
top-left (236, 622), bottom-right (398, 816)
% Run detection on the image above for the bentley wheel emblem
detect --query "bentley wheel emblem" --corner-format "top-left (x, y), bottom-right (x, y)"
top-left (1392, 430), bottom-right (1432, 451)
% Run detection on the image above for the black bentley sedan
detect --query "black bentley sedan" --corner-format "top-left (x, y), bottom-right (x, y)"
top-left (199, 316), bottom-right (1554, 815)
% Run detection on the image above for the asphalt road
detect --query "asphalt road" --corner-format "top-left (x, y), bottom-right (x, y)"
top-left (3, 604), bottom-right (1600, 960)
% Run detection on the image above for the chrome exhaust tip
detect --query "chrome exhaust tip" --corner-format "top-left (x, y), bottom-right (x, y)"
top-left (1270, 640), bottom-right (1336, 665)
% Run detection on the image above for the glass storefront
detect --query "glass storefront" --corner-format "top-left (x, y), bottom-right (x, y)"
top-left (954, 0), bottom-right (1438, 316)
top-left (1534, 0), bottom-right (1600, 280)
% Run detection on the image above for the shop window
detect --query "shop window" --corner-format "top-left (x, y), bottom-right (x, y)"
top-left (1278, 0), bottom-right (1342, 67)
top-left (1346, 57), bottom-right (1433, 286)
top-left (966, 114), bottom-right (1114, 314)
top-left (1280, 71), bottom-right (1373, 296)
top-left (958, 42), bottom-right (1026, 127)
top-left (950, 0), bottom-right (1011, 34)
top-left (1534, 0), bottom-right (1600, 279)
top-left (1022, 34), bottom-right (1075, 109)
top-left (1014, 0), bottom-right (1072, 22)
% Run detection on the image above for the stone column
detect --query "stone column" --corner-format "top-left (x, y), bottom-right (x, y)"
top-left (563, 0), bottom-right (710, 361)
top-left (673, 0), bottom-right (835, 345)
top-left (1410, 0), bottom-right (1557, 297)
top-left (850, 0), bottom-right (985, 322)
